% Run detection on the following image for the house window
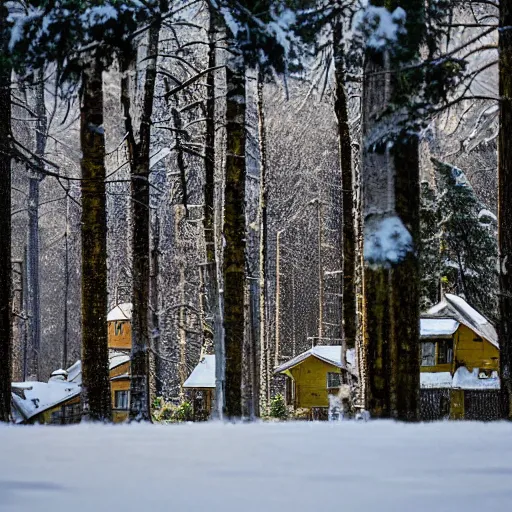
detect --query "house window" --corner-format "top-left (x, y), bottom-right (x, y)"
top-left (63, 403), bottom-right (81, 424)
top-left (115, 321), bottom-right (124, 336)
top-left (50, 409), bottom-right (62, 424)
top-left (115, 390), bottom-right (129, 410)
top-left (327, 372), bottom-right (342, 389)
top-left (437, 339), bottom-right (453, 365)
top-left (421, 342), bottom-right (435, 366)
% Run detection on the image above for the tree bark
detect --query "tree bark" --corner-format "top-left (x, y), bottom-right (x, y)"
top-left (203, 5), bottom-right (225, 418)
top-left (223, 49), bottom-right (246, 419)
top-left (498, 0), bottom-right (512, 419)
top-left (27, 70), bottom-right (46, 380)
top-left (333, 19), bottom-right (356, 362)
top-left (80, 59), bottom-right (112, 422)
top-left (257, 71), bottom-right (268, 415)
top-left (0, 2), bottom-right (12, 422)
top-left (361, 1), bottom-right (421, 421)
top-left (121, 25), bottom-right (160, 422)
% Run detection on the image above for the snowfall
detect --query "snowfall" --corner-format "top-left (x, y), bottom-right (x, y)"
top-left (1, 421), bottom-right (512, 511)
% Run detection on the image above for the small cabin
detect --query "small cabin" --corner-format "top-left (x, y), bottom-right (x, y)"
top-left (11, 303), bottom-right (133, 424)
top-left (420, 294), bottom-right (501, 420)
top-left (420, 294), bottom-right (499, 376)
top-left (274, 346), bottom-right (357, 414)
top-left (183, 355), bottom-right (216, 420)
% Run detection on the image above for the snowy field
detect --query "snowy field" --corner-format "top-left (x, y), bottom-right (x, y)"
top-left (1, 421), bottom-right (512, 511)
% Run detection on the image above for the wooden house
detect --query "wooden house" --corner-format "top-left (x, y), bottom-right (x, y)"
top-left (420, 293), bottom-right (499, 377)
top-left (420, 294), bottom-right (501, 420)
top-left (107, 303), bottom-right (132, 351)
top-left (274, 346), bottom-right (357, 413)
top-left (11, 304), bottom-right (133, 424)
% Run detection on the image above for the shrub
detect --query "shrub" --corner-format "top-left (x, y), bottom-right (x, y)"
top-left (269, 394), bottom-right (288, 420)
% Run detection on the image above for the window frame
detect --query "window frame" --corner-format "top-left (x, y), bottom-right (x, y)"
top-left (326, 372), bottom-right (342, 389)
top-left (436, 338), bottom-right (454, 365)
top-left (114, 390), bottom-right (130, 410)
top-left (421, 341), bottom-right (436, 367)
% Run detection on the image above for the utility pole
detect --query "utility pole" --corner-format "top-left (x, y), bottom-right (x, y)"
top-left (317, 199), bottom-right (324, 345)
top-left (275, 230), bottom-right (282, 368)
top-left (63, 193), bottom-right (70, 370)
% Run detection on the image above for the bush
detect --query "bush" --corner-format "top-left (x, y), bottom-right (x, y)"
top-left (152, 397), bottom-right (193, 423)
top-left (173, 401), bottom-right (193, 422)
top-left (269, 394), bottom-right (288, 420)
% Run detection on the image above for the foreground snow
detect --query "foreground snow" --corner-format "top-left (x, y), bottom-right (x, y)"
top-left (1, 421), bottom-right (512, 511)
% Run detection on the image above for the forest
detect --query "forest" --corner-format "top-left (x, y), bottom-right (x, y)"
top-left (0, 0), bottom-right (511, 426)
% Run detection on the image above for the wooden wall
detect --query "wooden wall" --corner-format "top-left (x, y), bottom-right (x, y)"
top-left (288, 358), bottom-right (340, 408)
top-left (108, 320), bottom-right (132, 350)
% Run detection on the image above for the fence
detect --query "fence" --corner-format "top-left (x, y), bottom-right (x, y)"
top-left (420, 389), bottom-right (503, 421)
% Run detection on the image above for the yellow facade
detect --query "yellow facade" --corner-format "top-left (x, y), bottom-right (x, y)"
top-left (421, 324), bottom-right (499, 374)
top-left (108, 320), bottom-right (132, 350)
top-left (286, 357), bottom-right (341, 409)
top-left (110, 360), bottom-right (131, 423)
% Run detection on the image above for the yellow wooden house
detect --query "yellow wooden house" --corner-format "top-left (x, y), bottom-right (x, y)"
top-left (11, 303), bottom-right (133, 424)
top-left (420, 294), bottom-right (499, 375)
top-left (420, 294), bottom-right (500, 419)
top-left (274, 346), bottom-right (357, 412)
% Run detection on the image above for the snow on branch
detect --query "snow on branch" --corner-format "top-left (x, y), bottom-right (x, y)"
top-left (364, 213), bottom-right (414, 268)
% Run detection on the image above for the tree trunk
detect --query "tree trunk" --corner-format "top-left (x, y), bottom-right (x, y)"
top-left (203, 5), bottom-right (224, 418)
top-left (0, 2), bottom-right (12, 422)
top-left (121, 25), bottom-right (160, 422)
top-left (150, 213), bottom-right (161, 397)
top-left (361, 2), bottom-right (421, 421)
top-left (223, 49), bottom-right (246, 419)
top-left (498, 0), bottom-right (512, 419)
top-left (80, 59), bottom-right (112, 422)
top-left (257, 70), bottom-right (268, 415)
top-left (333, 19), bottom-right (356, 363)
top-left (27, 70), bottom-right (47, 380)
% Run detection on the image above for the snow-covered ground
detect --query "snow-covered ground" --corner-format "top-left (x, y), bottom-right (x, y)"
top-left (1, 421), bottom-right (512, 511)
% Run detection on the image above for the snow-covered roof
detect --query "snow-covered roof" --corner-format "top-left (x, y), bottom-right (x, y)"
top-left (183, 355), bottom-right (216, 388)
top-left (11, 381), bottom-right (80, 421)
top-left (65, 350), bottom-right (130, 386)
top-left (425, 294), bottom-right (498, 348)
top-left (420, 318), bottom-right (459, 338)
top-left (107, 303), bottom-right (132, 322)
top-left (420, 372), bottom-right (453, 389)
top-left (275, 346), bottom-right (357, 376)
top-left (420, 367), bottom-right (500, 390)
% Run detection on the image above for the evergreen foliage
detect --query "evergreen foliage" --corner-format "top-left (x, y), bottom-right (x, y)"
top-left (420, 159), bottom-right (498, 319)
top-left (268, 393), bottom-right (288, 419)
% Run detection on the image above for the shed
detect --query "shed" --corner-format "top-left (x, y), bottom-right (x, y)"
top-left (274, 346), bottom-right (357, 410)
top-left (183, 355), bottom-right (215, 420)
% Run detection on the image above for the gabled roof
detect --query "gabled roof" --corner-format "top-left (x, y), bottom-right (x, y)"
top-left (183, 355), bottom-right (215, 388)
top-left (107, 303), bottom-right (132, 322)
top-left (424, 294), bottom-right (498, 348)
top-left (11, 381), bottom-right (80, 422)
top-left (274, 346), bottom-right (357, 376)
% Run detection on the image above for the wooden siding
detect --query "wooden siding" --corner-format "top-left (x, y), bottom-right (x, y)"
top-left (111, 378), bottom-right (130, 423)
top-left (288, 357), bottom-right (341, 409)
top-left (108, 320), bottom-right (132, 350)
top-left (420, 324), bottom-right (499, 374)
